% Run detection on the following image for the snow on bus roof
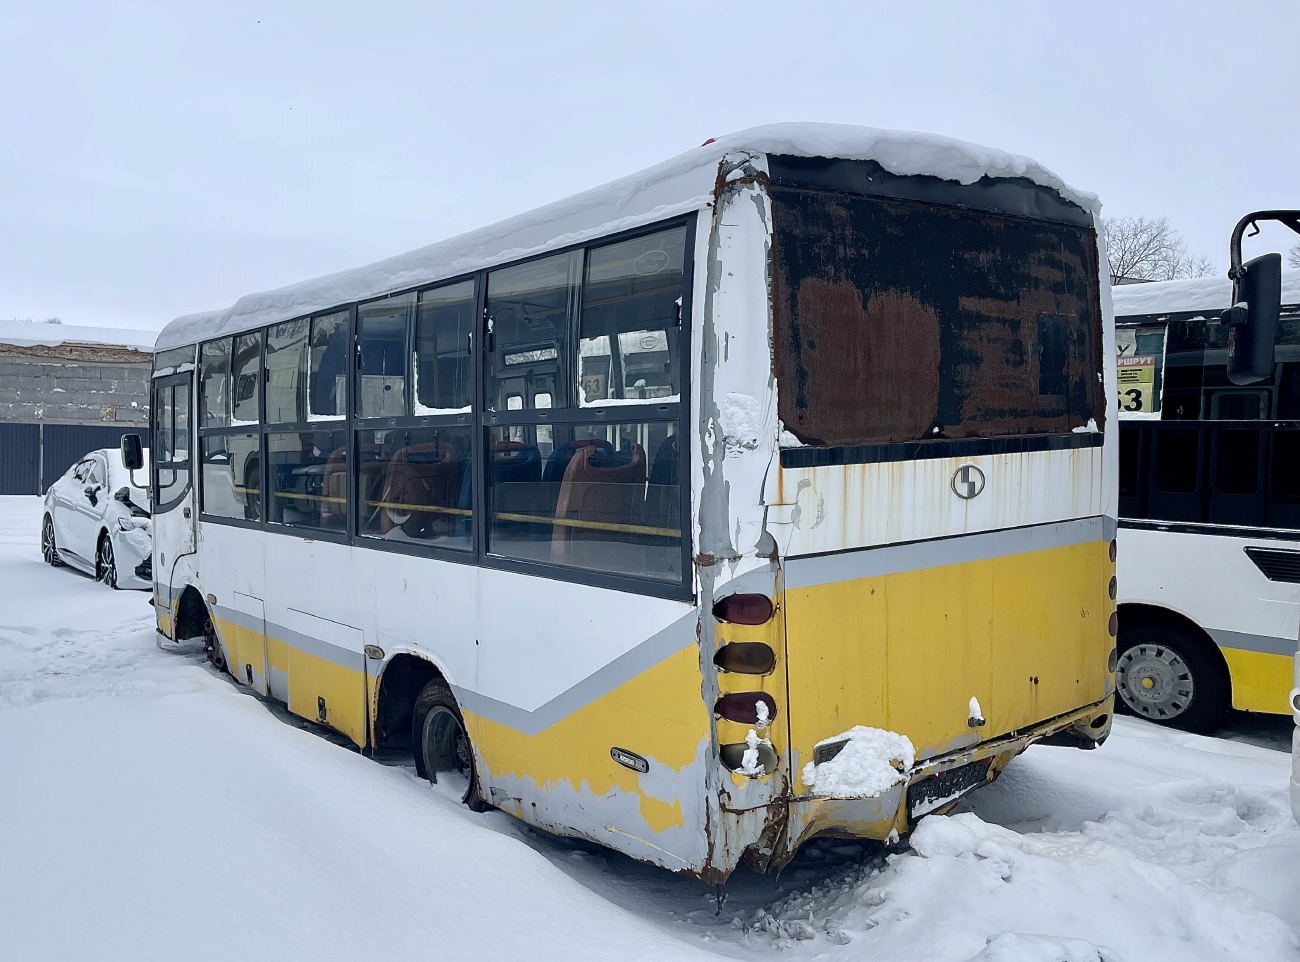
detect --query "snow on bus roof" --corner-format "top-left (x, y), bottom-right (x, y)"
top-left (1112, 271), bottom-right (1300, 319)
top-left (156, 122), bottom-right (1099, 351)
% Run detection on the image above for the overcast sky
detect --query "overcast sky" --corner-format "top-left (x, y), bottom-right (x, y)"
top-left (2, 1), bottom-right (1297, 332)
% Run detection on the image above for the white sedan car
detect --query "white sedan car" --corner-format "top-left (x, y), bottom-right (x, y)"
top-left (40, 447), bottom-right (152, 590)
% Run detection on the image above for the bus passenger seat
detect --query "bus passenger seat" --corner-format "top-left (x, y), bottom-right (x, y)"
top-left (645, 433), bottom-right (679, 531)
top-left (379, 441), bottom-right (460, 539)
top-left (319, 448), bottom-right (348, 529)
top-left (551, 442), bottom-right (646, 566)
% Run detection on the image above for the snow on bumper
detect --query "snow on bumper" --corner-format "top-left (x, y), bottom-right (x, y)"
top-left (110, 523), bottom-right (152, 589)
top-left (775, 697), bottom-right (1114, 866)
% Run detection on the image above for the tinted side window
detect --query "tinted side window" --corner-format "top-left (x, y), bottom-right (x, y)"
top-left (156, 380), bottom-right (191, 505)
top-left (486, 420), bottom-right (680, 582)
top-left (1154, 430), bottom-right (1198, 493)
top-left (579, 227), bottom-right (685, 405)
top-left (199, 339), bottom-right (231, 428)
top-left (487, 251), bottom-right (580, 412)
top-left (357, 426), bottom-right (472, 548)
top-left (1215, 430), bottom-right (1259, 495)
top-left (266, 319), bottom-right (308, 424)
top-left (232, 332), bottom-right (262, 425)
top-left (309, 310), bottom-right (349, 420)
top-left (267, 430), bottom-right (348, 530)
top-left (1118, 427), bottom-right (1139, 499)
top-left (202, 433), bottom-right (260, 521)
top-left (357, 294), bottom-right (413, 418)
top-left (415, 281), bottom-right (474, 413)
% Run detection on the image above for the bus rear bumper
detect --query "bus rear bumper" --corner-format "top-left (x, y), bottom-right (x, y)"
top-left (773, 696), bottom-right (1114, 867)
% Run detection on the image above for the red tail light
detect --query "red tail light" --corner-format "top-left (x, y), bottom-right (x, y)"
top-left (712, 593), bottom-right (774, 625)
top-left (1109, 539), bottom-right (1117, 563)
top-left (714, 692), bottom-right (778, 725)
top-left (1108, 611), bottom-right (1118, 637)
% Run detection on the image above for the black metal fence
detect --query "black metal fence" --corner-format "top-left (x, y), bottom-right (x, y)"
top-left (0, 422), bottom-right (142, 495)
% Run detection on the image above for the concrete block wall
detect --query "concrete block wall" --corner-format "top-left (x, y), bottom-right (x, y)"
top-left (0, 357), bottom-right (151, 425)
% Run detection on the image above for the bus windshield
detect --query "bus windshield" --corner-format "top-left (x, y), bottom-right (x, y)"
top-left (772, 187), bottom-right (1105, 448)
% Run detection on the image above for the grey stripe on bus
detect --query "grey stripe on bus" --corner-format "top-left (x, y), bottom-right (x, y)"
top-left (1207, 627), bottom-right (1299, 658)
top-left (210, 603), bottom-right (365, 672)
top-left (452, 611), bottom-right (699, 737)
top-left (1102, 515), bottom-right (1118, 542)
top-left (784, 516), bottom-right (1107, 591)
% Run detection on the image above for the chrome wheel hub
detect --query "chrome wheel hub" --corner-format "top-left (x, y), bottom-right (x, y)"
top-left (1117, 644), bottom-right (1194, 720)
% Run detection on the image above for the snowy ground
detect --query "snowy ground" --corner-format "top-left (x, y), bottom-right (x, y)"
top-left (1, 494), bottom-right (1296, 962)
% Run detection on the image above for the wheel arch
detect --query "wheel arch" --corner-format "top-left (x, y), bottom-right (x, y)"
top-left (373, 651), bottom-right (450, 749)
top-left (174, 584), bottom-right (211, 641)
top-left (1116, 602), bottom-right (1232, 696)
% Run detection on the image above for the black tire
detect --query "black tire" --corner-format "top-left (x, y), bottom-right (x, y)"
top-left (203, 616), bottom-right (228, 673)
top-left (97, 533), bottom-right (119, 589)
top-left (1115, 623), bottom-right (1229, 734)
top-left (40, 515), bottom-right (63, 567)
top-left (411, 680), bottom-right (489, 812)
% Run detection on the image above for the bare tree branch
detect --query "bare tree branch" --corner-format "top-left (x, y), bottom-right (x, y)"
top-left (1103, 216), bottom-right (1216, 284)
top-left (1289, 244), bottom-right (1300, 270)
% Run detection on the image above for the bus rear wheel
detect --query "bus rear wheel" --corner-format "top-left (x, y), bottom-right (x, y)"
top-left (1115, 624), bottom-right (1228, 734)
top-left (412, 681), bottom-right (489, 812)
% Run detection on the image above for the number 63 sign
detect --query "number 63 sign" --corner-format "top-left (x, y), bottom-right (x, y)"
top-left (1116, 355), bottom-right (1156, 412)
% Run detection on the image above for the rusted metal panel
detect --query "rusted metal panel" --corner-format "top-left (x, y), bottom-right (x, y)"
top-left (771, 189), bottom-right (1105, 448)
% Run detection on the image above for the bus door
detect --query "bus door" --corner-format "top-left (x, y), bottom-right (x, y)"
top-left (151, 372), bottom-right (197, 631)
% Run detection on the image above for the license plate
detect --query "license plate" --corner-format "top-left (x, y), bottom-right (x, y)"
top-left (909, 757), bottom-right (993, 819)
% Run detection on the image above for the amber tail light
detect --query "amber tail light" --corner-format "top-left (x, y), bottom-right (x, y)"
top-left (714, 642), bottom-right (776, 675)
top-left (714, 692), bottom-right (778, 725)
top-left (712, 593), bottom-right (774, 625)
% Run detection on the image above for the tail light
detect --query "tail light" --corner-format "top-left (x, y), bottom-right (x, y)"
top-left (1108, 612), bottom-right (1118, 637)
top-left (1109, 576), bottom-right (1117, 600)
top-left (714, 642), bottom-right (776, 675)
top-left (719, 741), bottom-right (778, 776)
top-left (712, 593), bottom-right (774, 625)
top-left (714, 692), bottom-right (778, 725)
top-left (1109, 539), bottom-right (1117, 563)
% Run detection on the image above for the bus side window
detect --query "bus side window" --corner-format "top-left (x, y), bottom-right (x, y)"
top-left (1269, 430), bottom-right (1300, 529)
top-left (231, 332), bottom-right (262, 425)
top-left (1277, 363), bottom-right (1300, 419)
top-left (1154, 430), bottom-right (1198, 493)
top-left (486, 251), bottom-right (579, 412)
top-left (357, 294), bottom-right (413, 419)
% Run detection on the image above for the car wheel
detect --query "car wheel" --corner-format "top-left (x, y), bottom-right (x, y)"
top-left (97, 534), bottom-right (118, 589)
top-left (41, 515), bottom-right (63, 567)
top-left (411, 680), bottom-right (489, 812)
top-left (1115, 624), bottom-right (1229, 734)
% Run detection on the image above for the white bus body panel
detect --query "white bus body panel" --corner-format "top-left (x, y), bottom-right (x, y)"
top-left (1117, 528), bottom-right (1300, 661)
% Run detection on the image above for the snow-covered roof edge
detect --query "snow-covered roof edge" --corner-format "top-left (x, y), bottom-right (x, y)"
top-left (0, 319), bottom-right (157, 353)
top-left (1112, 271), bottom-right (1300, 319)
top-left (156, 122), bottom-right (1099, 351)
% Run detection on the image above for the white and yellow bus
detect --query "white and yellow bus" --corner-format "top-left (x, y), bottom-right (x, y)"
top-left (139, 124), bottom-right (1117, 882)
top-left (1113, 271), bottom-right (1300, 731)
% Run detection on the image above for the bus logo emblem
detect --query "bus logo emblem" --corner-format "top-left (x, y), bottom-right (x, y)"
top-left (951, 464), bottom-right (986, 500)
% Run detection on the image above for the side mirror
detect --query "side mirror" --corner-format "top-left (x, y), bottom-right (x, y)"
top-left (1221, 252), bottom-right (1281, 385)
top-left (114, 486), bottom-right (133, 503)
top-left (121, 433), bottom-right (144, 471)
top-left (84, 485), bottom-right (99, 506)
